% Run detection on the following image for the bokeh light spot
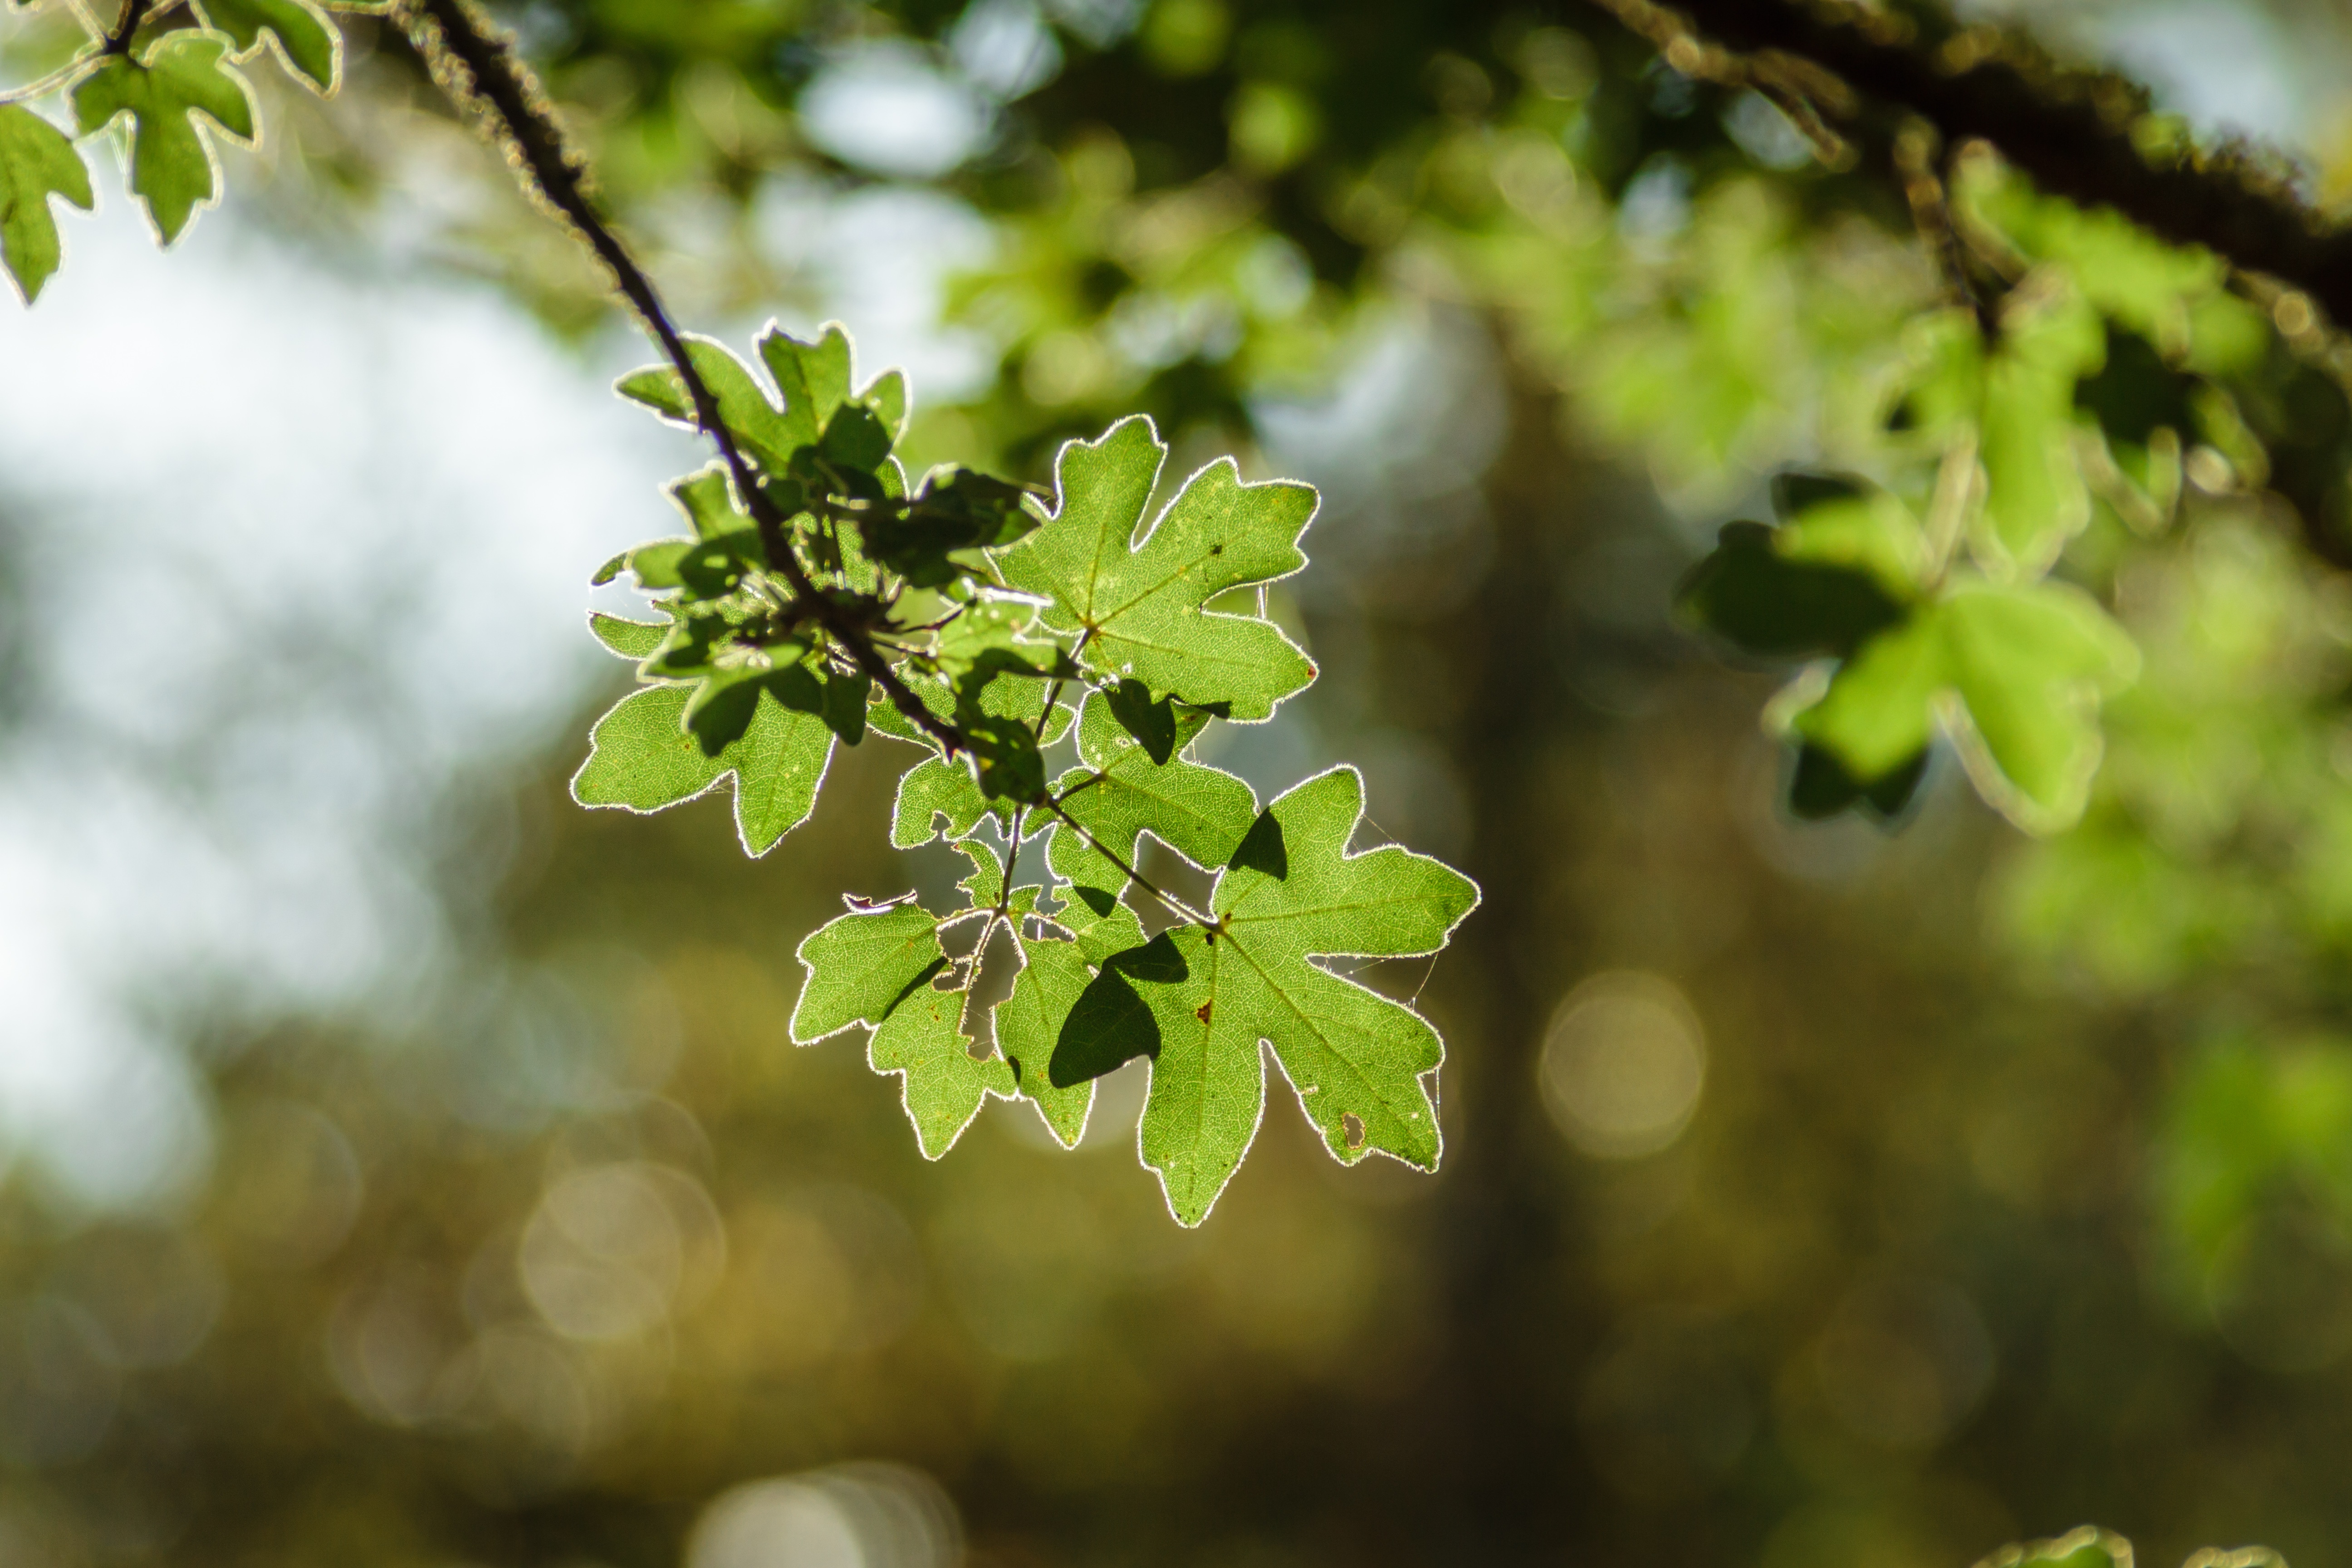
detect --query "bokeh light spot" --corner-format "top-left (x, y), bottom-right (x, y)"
top-left (1539, 972), bottom-right (1708, 1159)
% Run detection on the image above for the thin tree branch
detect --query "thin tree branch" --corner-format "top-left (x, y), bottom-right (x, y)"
top-left (992, 807), bottom-right (1028, 933)
top-left (101, 0), bottom-right (150, 54)
top-left (1892, 120), bottom-right (1999, 337)
top-left (1049, 772), bottom-right (1107, 809)
top-left (394, 0), bottom-right (968, 755)
top-left (1590, 0), bottom-right (2352, 328)
top-left (1041, 800), bottom-right (1214, 928)
top-left (1032, 627), bottom-right (1093, 743)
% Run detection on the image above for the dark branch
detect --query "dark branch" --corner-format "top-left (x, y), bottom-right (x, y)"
top-left (390, 0), bottom-right (1219, 927)
top-left (1593, 0), bottom-right (2352, 327)
top-left (1892, 121), bottom-right (2000, 337)
top-left (1041, 801), bottom-right (1213, 929)
top-left (103, 0), bottom-right (152, 54)
top-left (396, 0), bottom-right (968, 755)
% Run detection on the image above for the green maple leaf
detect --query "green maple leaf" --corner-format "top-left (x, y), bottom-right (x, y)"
top-left (996, 416), bottom-right (1318, 721)
top-left (760, 320), bottom-right (906, 455)
top-left (588, 612), bottom-right (668, 660)
top-left (1675, 482), bottom-right (1940, 823)
top-left (983, 693), bottom-right (1253, 1147)
top-left (0, 105), bottom-right (94, 304)
top-left (789, 899), bottom-right (1014, 1157)
top-left (1936, 579), bottom-right (2141, 830)
top-left (1676, 519), bottom-right (1907, 662)
top-left (1062, 766), bottom-right (1479, 1225)
top-left (74, 33), bottom-right (256, 245)
top-left (615, 322), bottom-right (906, 486)
top-left (866, 981), bottom-right (1015, 1158)
top-left (996, 832), bottom-right (1147, 1145)
top-left (191, 0), bottom-right (339, 93)
top-left (1051, 689), bottom-right (1258, 883)
top-left (790, 902), bottom-right (943, 1039)
top-left (1793, 578), bottom-right (2139, 833)
top-left (891, 754), bottom-right (994, 848)
top-left (995, 925), bottom-right (1102, 1147)
top-left (1898, 292), bottom-right (2103, 576)
top-left (571, 683), bottom-right (836, 854)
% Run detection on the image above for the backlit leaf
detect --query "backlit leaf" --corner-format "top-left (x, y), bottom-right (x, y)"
top-left (192, 0), bottom-right (338, 92)
top-left (892, 755), bottom-right (992, 848)
top-left (790, 902), bottom-right (943, 1042)
top-left (997, 416), bottom-right (1318, 721)
top-left (1789, 580), bottom-right (2138, 833)
top-left (866, 983), bottom-right (1014, 1159)
top-left (571, 683), bottom-right (834, 854)
top-left (1977, 286), bottom-right (2102, 573)
top-left (73, 33), bottom-right (256, 245)
top-left (588, 612), bottom-right (667, 660)
top-left (1676, 519), bottom-right (1909, 661)
top-left (0, 105), bottom-right (93, 304)
top-left (995, 931), bottom-right (1100, 1147)
top-left (1052, 691), bottom-right (1257, 885)
top-left (791, 901), bottom-right (1012, 1158)
top-left (1940, 579), bottom-right (2141, 832)
top-left (1793, 614), bottom-right (1945, 780)
top-left (1063, 767), bottom-right (1478, 1225)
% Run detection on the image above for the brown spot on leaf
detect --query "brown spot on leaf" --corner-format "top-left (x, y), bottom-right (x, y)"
top-left (1195, 1000), bottom-right (1213, 1025)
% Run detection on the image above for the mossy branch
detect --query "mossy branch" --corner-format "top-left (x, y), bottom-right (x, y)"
top-left (392, 0), bottom-right (970, 757)
top-left (1592, 0), bottom-right (2352, 326)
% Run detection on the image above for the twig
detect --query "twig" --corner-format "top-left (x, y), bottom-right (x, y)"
top-left (1032, 628), bottom-right (1093, 742)
top-left (398, 0), bottom-right (1228, 937)
top-left (1041, 800), bottom-right (1213, 928)
top-left (992, 807), bottom-right (1028, 933)
top-left (101, 0), bottom-right (149, 54)
top-left (1890, 121), bottom-right (1998, 336)
top-left (1049, 772), bottom-right (1107, 808)
top-left (1584, 0), bottom-right (1849, 166)
top-left (395, 0), bottom-right (967, 755)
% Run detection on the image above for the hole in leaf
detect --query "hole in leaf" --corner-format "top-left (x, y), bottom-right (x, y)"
top-left (1342, 1112), bottom-right (1366, 1150)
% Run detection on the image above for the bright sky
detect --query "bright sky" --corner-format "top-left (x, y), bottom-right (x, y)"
top-left (0, 197), bottom-right (683, 1210)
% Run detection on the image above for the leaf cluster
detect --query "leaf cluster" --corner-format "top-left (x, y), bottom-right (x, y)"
top-left (1667, 155), bottom-right (2299, 835)
top-left (0, 0), bottom-right (342, 302)
top-left (575, 327), bottom-right (1477, 1224)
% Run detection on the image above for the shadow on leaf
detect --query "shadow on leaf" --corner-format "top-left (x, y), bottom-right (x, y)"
top-left (1228, 808), bottom-right (1289, 879)
top-left (1051, 932), bottom-right (1189, 1087)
